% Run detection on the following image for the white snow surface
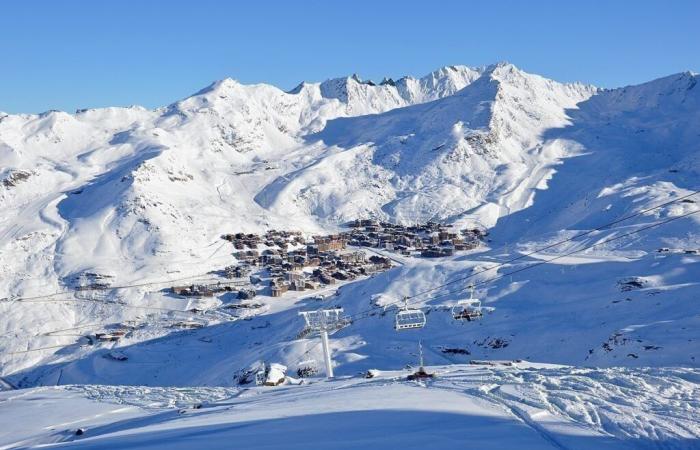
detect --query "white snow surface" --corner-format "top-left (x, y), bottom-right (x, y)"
top-left (1, 364), bottom-right (699, 449)
top-left (1, 63), bottom-right (699, 448)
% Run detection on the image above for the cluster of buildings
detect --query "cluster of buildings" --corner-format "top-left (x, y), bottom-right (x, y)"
top-left (342, 219), bottom-right (485, 257)
top-left (170, 280), bottom-right (248, 297)
top-left (173, 220), bottom-right (484, 301)
top-left (223, 232), bottom-right (392, 298)
top-left (74, 272), bottom-right (114, 290)
top-left (88, 320), bottom-right (144, 344)
top-left (221, 230), bottom-right (305, 250)
top-left (269, 251), bottom-right (391, 297)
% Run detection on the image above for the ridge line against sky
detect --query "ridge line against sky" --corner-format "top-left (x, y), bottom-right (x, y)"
top-left (1, 0), bottom-right (698, 114)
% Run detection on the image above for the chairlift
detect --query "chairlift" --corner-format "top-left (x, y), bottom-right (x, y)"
top-left (299, 308), bottom-right (344, 333)
top-left (451, 285), bottom-right (482, 321)
top-left (254, 369), bottom-right (267, 386)
top-left (395, 297), bottom-right (426, 331)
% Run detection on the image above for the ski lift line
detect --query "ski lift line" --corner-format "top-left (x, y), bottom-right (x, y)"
top-left (400, 189), bottom-right (700, 303)
top-left (16, 296), bottom-right (205, 315)
top-left (283, 207), bottom-right (700, 370)
top-left (421, 207), bottom-right (700, 305)
top-left (6, 196), bottom-right (699, 365)
top-left (42, 323), bottom-right (108, 336)
top-left (283, 208), bottom-right (700, 370)
top-left (9, 273), bottom-right (225, 303)
top-left (5, 190), bottom-right (697, 305)
top-left (3, 344), bottom-right (75, 356)
top-left (397, 208), bottom-right (700, 313)
top-left (288, 340), bottom-right (325, 370)
top-left (342, 207), bottom-right (700, 323)
top-left (379, 191), bottom-right (700, 305)
top-left (9, 291), bottom-right (237, 348)
top-left (1, 321), bottom-right (128, 340)
top-left (21, 209), bottom-right (692, 372)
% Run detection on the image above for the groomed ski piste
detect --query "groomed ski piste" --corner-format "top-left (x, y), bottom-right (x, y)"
top-left (1, 63), bottom-right (699, 448)
top-left (2, 364), bottom-right (699, 449)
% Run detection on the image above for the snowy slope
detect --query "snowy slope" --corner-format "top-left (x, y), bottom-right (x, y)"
top-left (0, 63), bottom-right (699, 394)
top-left (2, 364), bottom-right (699, 449)
top-left (0, 65), bottom-right (488, 299)
top-left (0, 66), bottom-right (488, 376)
top-left (261, 63), bottom-right (597, 226)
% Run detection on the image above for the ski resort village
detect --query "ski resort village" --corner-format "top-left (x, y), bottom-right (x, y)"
top-left (0, 45), bottom-right (699, 449)
top-left (26, 220), bottom-right (486, 369)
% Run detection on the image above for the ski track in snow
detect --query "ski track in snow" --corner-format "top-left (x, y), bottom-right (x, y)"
top-left (1, 365), bottom-right (699, 449)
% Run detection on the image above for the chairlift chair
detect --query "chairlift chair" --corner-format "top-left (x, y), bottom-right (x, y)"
top-left (394, 298), bottom-right (426, 331)
top-left (451, 299), bottom-right (482, 321)
top-left (451, 285), bottom-right (482, 321)
top-left (254, 370), bottom-right (267, 386)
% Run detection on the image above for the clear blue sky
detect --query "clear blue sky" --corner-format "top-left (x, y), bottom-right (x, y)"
top-left (1, 0), bottom-right (698, 113)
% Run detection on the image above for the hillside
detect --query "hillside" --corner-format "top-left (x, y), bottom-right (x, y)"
top-left (0, 62), bottom-right (698, 399)
top-left (3, 364), bottom-right (699, 449)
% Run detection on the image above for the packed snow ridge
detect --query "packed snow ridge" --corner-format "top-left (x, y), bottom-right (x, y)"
top-left (2, 364), bottom-right (699, 449)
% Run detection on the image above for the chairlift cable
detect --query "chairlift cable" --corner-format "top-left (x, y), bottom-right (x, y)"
top-left (3, 344), bottom-right (75, 356)
top-left (4, 193), bottom-right (698, 364)
top-left (5, 189), bottom-right (697, 306)
top-left (286, 206), bottom-right (700, 369)
top-left (8, 273), bottom-right (226, 303)
top-left (344, 207), bottom-right (700, 322)
top-left (419, 208), bottom-right (700, 306)
top-left (401, 189), bottom-right (700, 302)
top-left (13, 208), bottom-right (696, 366)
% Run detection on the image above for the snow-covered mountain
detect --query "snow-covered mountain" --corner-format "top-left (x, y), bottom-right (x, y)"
top-left (1, 61), bottom-right (699, 448)
top-left (1, 62), bottom-right (699, 392)
top-left (0, 64), bottom-right (491, 296)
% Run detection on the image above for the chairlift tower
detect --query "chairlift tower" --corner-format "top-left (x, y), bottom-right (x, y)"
top-left (418, 338), bottom-right (425, 369)
top-left (298, 308), bottom-right (345, 378)
top-left (392, 297), bottom-right (434, 379)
